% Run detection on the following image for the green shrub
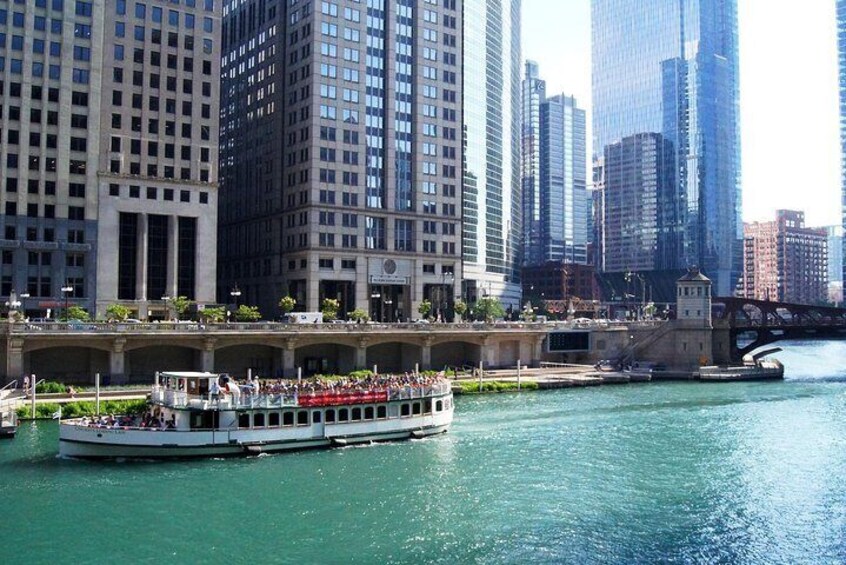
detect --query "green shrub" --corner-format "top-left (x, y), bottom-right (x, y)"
top-left (452, 380), bottom-right (538, 395)
top-left (16, 399), bottom-right (147, 420)
top-left (348, 370), bottom-right (374, 379)
top-left (35, 381), bottom-right (67, 394)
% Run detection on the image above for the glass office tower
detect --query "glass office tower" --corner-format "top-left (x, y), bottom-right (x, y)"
top-left (463, 0), bottom-right (522, 309)
top-left (592, 0), bottom-right (741, 297)
top-left (839, 0), bottom-right (846, 284)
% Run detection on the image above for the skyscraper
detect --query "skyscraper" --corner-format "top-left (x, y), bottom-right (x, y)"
top-left (462, 0), bottom-right (522, 308)
top-left (838, 0), bottom-right (846, 284)
top-left (219, 0), bottom-right (463, 321)
top-left (521, 62), bottom-right (588, 267)
top-left (0, 0), bottom-right (221, 319)
top-left (521, 60), bottom-right (545, 267)
top-left (592, 0), bottom-right (741, 298)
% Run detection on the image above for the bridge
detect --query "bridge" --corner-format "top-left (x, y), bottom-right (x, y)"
top-left (713, 297), bottom-right (846, 360)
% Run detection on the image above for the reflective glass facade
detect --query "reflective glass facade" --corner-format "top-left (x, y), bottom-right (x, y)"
top-left (540, 94), bottom-right (587, 265)
top-left (839, 0), bottom-right (846, 284)
top-left (463, 0), bottom-right (522, 308)
top-left (592, 0), bottom-right (741, 296)
top-left (521, 61), bottom-right (544, 266)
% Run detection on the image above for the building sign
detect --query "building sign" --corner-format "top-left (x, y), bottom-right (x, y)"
top-left (370, 275), bottom-right (409, 285)
top-left (368, 258), bottom-right (412, 286)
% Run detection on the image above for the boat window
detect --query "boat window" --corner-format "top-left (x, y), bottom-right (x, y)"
top-left (297, 410), bottom-right (309, 425)
top-left (424, 400), bottom-right (432, 413)
top-left (351, 407), bottom-right (361, 421)
top-left (312, 411), bottom-right (322, 424)
top-left (364, 406), bottom-right (374, 420)
top-left (253, 413), bottom-right (265, 428)
top-left (269, 412), bottom-right (280, 427)
top-left (338, 408), bottom-right (349, 422)
top-left (436, 400), bottom-right (443, 412)
top-left (325, 409), bottom-right (336, 423)
top-left (238, 413), bottom-right (250, 428)
top-left (377, 405), bottom-right (387, 419)
top-left (283, 411), bottom-right (294, 426)
top-left (400, 403), bottom-right (410, 417)
top-left (388, 404), bottom-right (399, 418)
top-left (412, 402), bottom-right (421, 415)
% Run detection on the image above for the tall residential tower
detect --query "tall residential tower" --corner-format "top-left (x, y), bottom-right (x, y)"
top-left (592, 0), bottom-right (741, 298)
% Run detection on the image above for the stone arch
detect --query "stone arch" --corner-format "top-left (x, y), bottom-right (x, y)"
top-left (431, 340), bottom-right (483, 370)
top-left (215, 344), bottom-right (279, 379)
top-left (125, 345), bottom-right (198, 382)
top-left (296, 343), bottom-right (358, 375)
top-left (26, 346), bottom-right (110, 384)
top-left (366, 341), bottom-right (422, 374)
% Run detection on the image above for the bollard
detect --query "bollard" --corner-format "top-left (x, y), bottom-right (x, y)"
top-left (373, 364), bottom-right (378, 376)
top-left (31, 373), bottom-right (36, 419)
top-left (517, 359), bottom-right (521, 391)
top-left (414, 363), bottom-right (419, 377)
top-left (297, 366), bottom-right (302, 384)
top-left (478, 361), bottom-right (483, 392)
top-left (95, 373), bottom-right (101, 416)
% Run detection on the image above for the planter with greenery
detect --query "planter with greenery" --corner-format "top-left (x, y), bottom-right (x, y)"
top-left (321, 298), bottom-right (340, 321)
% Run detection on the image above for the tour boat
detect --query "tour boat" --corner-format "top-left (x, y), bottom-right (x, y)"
top-left (58, 371), bottom-right (454, 459)
top-left (699, 347), bottom-right (785, 382)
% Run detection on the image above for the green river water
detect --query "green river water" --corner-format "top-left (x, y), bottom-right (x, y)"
top-left (1, 340), bottom-right (845, 564)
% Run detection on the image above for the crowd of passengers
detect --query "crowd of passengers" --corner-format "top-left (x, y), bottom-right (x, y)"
top-left (79, 410), bottom-right (176, 430)
top-left (232, 373), bottom-right (445, 397)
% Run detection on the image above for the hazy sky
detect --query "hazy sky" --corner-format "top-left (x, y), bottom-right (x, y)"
top-left (523, 0), bottom-right (841, 227)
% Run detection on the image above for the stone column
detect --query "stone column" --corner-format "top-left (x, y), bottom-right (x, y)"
top-left (166, 215), bottom-right (179, 298)
top-left (5, 336), bottom-right (24, 380)
top-left (201, 337), bottom-right (216, 372)
top-left (531, 335), bottom-right (545, 368)
top-left (110, 337), bottom-right (127, 384)
top-left (282, 338), bottom-right (297, 378)
top-left (420, 337), bottom-right (433, 371)
top-left (136, 213), bottom-right (148, 301)
top-left (356, 337), bottom-right (368, 370)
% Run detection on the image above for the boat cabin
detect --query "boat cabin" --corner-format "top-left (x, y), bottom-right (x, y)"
top-left (158, 371), bottom-right (220, 396)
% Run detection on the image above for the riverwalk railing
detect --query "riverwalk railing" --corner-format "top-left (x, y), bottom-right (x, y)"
top-left (5, 319), bottom-right (666, 335)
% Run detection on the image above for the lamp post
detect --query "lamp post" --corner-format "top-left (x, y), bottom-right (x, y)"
top-left (61, 284), bottom-right (73, 321)
top-left (5, 289), bottom-right (21, 321)
top-left (161, 295), bottom-right (171, 321)
top-left (230, 284), bottom-right (241, 309)
top-left (19, 291), bottom-right (29, 319)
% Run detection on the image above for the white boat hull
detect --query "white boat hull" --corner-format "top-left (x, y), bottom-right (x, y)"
top-left (59, 410), bottom-right (452, 459)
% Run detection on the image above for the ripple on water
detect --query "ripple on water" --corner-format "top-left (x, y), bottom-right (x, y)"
top-left (1, 341), bottom-right (846, 563)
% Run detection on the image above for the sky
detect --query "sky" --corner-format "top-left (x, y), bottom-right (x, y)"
top-left (522, 0), bottom-right (841, 227)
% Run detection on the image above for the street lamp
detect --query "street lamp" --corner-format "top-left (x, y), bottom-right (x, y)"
top-left (161, 295), bottom-right (171, 321)
top-left (5, 289), bottom-right (21, 321)
top-left (61, 284), bottom-right (73, 321)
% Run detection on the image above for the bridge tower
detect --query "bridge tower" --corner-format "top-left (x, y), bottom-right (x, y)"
top-left (676, 267), bottom-right (712, 328)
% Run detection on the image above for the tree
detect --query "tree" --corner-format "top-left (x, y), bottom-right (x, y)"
top-left (321, 298), bottom-right (340, 321)
top-left (105, 304), bottom-right (132, 322)
top-left (171, 296), bottom-right (191, 321)
top-left (278, 296), bottom-right (297, 315)
top-left (418, 299), bottom-right (432, 320)
top-left (199, 306), bottom-right (226, 323)
top-left (64, 305), bottom-right (91, 322)
top-left (453, 299), bottom-right (468, 322)
top-left (348, 308), bottom-right (370, 323)
top-left (234, 305), bottom-right (261, 322)
top-left (473, 297), bottom-right (505, 323)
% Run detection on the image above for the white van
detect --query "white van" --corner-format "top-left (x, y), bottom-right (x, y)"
top-left (287, 312), bottom-right (324, 324)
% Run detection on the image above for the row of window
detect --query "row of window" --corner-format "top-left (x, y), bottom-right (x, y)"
top-left (0, 224), bottom-right (84, 245)
top-left (108, 183), bottom-right (209, 204)
top-left (2, 201), bottom-right (84, 220)
top-left (234, 398), bottom-right (448, 429)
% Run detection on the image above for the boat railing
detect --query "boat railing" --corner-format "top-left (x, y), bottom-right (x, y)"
top-left (150, 380), bottom-right (452, 410)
